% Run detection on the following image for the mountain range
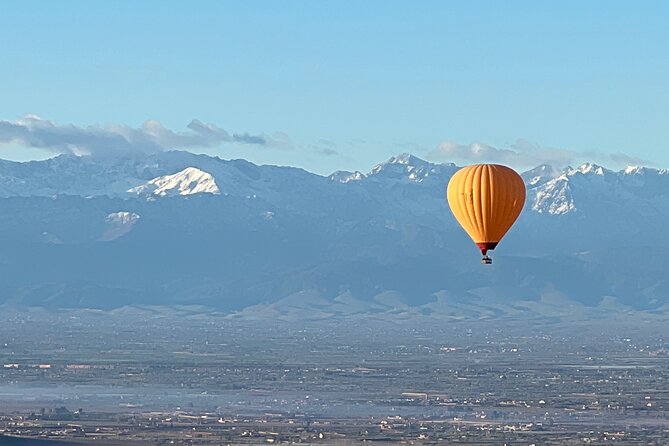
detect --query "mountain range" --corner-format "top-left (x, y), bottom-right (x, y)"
top-left (0, 150), bottom-right (666, 319)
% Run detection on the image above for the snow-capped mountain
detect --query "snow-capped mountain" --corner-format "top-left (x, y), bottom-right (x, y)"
top-left (368, 153), bottom-right (457, 184)
top-left (527, 162), bottom-right (669, 216)
top-left (0, 150), bottom-right (666, 315)
top-left (521, 164), bottom-right (561, 187)
top-left (328, 170), bottom-right (365, 183)
top-left (128, 167), bottom-right (220, 197)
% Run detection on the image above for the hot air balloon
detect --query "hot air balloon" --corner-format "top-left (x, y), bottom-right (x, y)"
top-left (446, 164), bottom-right (525, 264)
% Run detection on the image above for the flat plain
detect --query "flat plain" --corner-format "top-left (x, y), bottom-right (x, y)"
top-left (1, 307), bottom-right (668, 445)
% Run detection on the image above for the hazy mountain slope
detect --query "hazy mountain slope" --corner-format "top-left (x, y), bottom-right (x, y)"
top-left (0, 151), bottom-right (665, 314)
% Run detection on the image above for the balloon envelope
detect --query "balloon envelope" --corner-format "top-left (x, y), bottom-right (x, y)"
top-left (446, 164), bottom-right (525, 256)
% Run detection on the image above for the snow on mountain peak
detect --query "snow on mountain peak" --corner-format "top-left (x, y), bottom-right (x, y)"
top-left (531, 176), bottom-right (576, 215)
top-left (522, 164), bottom-right (561, 187)
top-left (529, 162), bottom-right (618, 215)
top-left (624, 165), bottom-right (644, 175)
top-left (372, 154), bottom-right (428, 172)
top-left (329, 170), bottom-right (366, 183)
top-left (128, 167), bottom-right (220, 197)
top-left (621, 166), bottom-right (669, 177)
top-left (570, 163), bottom-right (608, 176)
top-left (386, 153), bottom-right (428, 166)
top-left (369, 153), bottom-right (450, 183)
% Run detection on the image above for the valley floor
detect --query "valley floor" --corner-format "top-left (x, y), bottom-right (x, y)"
top-left (1, 307), bottom-right (668, 444)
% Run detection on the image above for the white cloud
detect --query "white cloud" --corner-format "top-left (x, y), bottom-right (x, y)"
top-left (0, 115), bottom-right (289, 156)
top-left (427, 138), bottom-right (652, 169)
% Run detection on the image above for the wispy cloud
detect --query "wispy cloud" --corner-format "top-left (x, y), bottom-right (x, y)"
top-left (427, 138), bottom-right (653, 169)
top-left (318, 148), bottom-right (339, 156)
top-left (312, 138), bottom-right (340, 156)
top-left (608, 152), bottom-right (651, 167)
top-left (0, 115), bottom-right (290, 156)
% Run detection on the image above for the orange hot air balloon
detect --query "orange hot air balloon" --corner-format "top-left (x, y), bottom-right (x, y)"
top-left (446, 164), bottom-right (525, 264)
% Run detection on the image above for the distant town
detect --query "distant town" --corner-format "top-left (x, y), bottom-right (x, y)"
top-left (1, 308), bottom-right (669, 444)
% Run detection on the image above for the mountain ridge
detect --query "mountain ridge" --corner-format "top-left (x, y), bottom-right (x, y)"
top-left (0, 150), bottom-right (665, 316)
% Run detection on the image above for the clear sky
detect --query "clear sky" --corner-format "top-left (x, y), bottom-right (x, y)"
top-left (0, 1), bottom-right (667, 174)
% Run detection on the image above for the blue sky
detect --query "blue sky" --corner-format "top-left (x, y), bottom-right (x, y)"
top-left (0, 1), bottom-right (667, 174)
